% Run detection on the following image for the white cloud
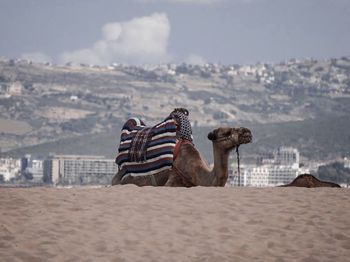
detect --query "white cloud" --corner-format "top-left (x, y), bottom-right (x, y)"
top-left (20, 52), bottom-right (52, 63)
top-left (186, 54), bottom-right (206, 65)
top-left (60, 13), bottom-right (171, 65)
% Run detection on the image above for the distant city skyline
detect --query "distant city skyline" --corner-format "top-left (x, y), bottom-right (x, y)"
top-left (0, 0), bottom-right (349, 65)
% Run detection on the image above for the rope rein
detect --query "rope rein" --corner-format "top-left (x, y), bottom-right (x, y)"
top-left (236, 145), bottom-right (241, 186)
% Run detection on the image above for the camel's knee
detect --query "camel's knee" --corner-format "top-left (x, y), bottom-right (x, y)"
top-left (111, 172), bottom-right (122, 186)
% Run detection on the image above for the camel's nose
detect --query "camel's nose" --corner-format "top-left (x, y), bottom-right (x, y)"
top-left (238, 127), bottom-right (253, 141)
top-left (238, 127), bottom-right (250, 134)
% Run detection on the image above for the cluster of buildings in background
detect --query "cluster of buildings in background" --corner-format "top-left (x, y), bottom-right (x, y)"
top-left (227, 147), bottom-right (349, 187)
top-left (0, 154), bottom-right (117, 186)
top-left (3, 56), bottom-right (350, 97)
top-left (227, 147), bottom-right (300, 187)
top-left (0, 147), bottom-right (349, 187)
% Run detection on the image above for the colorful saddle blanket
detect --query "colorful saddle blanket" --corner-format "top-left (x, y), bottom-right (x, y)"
top-left (115, 117), bottom-right (178, 179)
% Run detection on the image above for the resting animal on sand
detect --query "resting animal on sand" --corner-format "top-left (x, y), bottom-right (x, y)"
top-left (112, 108), bottom-right (252, 187)
top-left (281, 174), bottom-right (341, 188)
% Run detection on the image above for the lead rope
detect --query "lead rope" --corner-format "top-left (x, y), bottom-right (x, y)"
top-left (236, 145), bottom-right (241, 186)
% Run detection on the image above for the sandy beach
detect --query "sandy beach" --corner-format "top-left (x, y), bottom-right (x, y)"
top-left (0, 186), bottom-right (349, 262)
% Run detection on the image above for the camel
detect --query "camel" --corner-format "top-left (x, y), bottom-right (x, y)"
top-left (280, 174), bottom-right (341, 188)
top-left (112, 127), bottom-right (252, 187)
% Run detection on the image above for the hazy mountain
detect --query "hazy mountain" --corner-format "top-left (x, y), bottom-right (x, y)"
top-left (0, 57), bottom-right (349, 163)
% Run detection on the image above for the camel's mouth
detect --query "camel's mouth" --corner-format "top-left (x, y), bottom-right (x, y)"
top-left (238, 128), bottom-right (253, 145)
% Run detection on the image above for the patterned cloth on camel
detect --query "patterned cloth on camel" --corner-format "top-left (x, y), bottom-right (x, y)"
top-left (115, 117), bottom-right (178, 178)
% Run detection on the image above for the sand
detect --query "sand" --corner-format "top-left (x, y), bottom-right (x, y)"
top-left (0, 186), bottom-right (350, 262)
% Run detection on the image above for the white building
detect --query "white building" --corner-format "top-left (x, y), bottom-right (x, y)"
top-left (8, 81), bottom-right (23, 96)
top-left (267, 165), bottom-right (299, 186)
top-left (21, 155), bottom-right (45, 182)
top-left (230, 164), bottom-right (299, 187)
top-left (31, 160), bottom-right (44, 181)
top-left (0, 157), bottom-right (21, 181)
top-left (344, 157), bottom-right (350, 169)
top-left (227, 165), bottom-right (269, 187)
top-left (273, 147), bottom-right (300, 168)
top-left (245, 166), bottom-right (269, 187)
top-left (24, 159), bottom-right (44, 182)
top-left (70, 95), bottom-right (79, 102)
top-left (48, 155), bottom-right (118, 185)
top-left (239, 65), bottom-right (255, 76)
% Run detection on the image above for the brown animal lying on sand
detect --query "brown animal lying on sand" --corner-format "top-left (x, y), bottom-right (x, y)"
top-left (281, 174), bottom-right (341, 188)
top-left (112, 126), bottom-right (252, 187)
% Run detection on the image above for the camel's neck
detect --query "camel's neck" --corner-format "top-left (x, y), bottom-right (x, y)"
top-left (211, 144), bottom-right (231, 186)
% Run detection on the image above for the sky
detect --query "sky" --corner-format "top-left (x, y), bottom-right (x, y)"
top-left (0, 0), bottom-right (349, 65)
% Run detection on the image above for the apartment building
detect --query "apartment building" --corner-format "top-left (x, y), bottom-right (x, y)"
top-left (0, 157), bottom-right (21, 181)
top-left (47, 155), bottom-right (117, 185)
top-left (344, 157), bottom-right (350, 169)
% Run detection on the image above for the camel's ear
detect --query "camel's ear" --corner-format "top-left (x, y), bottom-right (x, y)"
top-left (207, 131), bottom-right (216, 141)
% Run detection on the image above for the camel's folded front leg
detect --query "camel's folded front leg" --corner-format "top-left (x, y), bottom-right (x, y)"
top-left (111, 170), bottom-right (124, 186)
top-left (165, 172), bottom-right (184, 186)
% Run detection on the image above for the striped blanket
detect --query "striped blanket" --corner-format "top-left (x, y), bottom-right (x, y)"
top-left (115, 117), bottom-right (178, 179)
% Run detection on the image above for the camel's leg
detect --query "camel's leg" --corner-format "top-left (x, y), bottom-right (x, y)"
top-left (112, 170), bottom-right (151, 186)
top-left (165, 173), bottom-right (175, 186)
top-left (112, 169), bottom-right (173, 187)
top-left (120, 175), bottom-right (153, 186)
top-left (111, 170), bottom-right (123, 186)
top-left (165, 172), bottom-right (185, 187)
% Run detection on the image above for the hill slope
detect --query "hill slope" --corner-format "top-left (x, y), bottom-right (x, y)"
top-left (0, 57), bottom-right (350, 161)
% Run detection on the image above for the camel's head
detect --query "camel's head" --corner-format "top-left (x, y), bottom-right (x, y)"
top-left (207, 127), bottom-right (252, 149)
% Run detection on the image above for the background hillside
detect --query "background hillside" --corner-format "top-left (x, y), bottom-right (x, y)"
top-left (0, 57), bottom-right (349, 163)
